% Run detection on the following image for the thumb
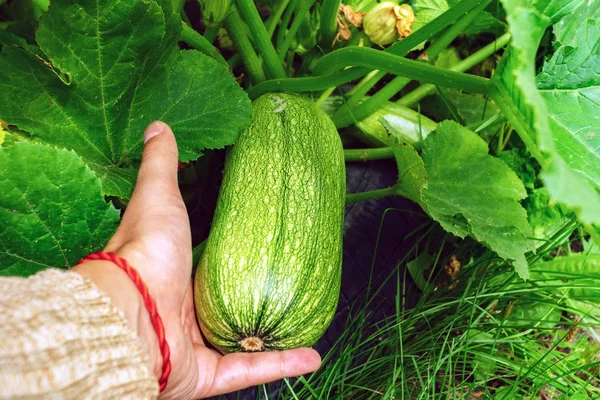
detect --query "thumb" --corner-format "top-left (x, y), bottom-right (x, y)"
top-left (137, 120), bottom-right (179, 193)
top-left (126, 121), bottom-right (181, 211)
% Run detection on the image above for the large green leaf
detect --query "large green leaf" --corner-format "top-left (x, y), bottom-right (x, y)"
top-left (490, 0), bottom-right (600, 224)
top-left (0, 0), bottom-right (252, 199)
top-left (412, 0), bottom-right (449, 32)
top-left (421, 121), bottom-right (534, 279)
top-left (387, 120), bottom-right (534, 278)
top-left (537, 17), bottom-right (600, 189)
top-left (0, 143), bottom-right (120, 276)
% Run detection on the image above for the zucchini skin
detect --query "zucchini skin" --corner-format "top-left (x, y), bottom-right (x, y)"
top-left (194, 93), bottom-right (345, 353)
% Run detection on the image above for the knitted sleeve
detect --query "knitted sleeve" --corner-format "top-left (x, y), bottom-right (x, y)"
top-left (0, 268), bottom-right (159, 400)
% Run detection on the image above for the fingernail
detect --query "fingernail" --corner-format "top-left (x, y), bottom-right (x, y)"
top-left (144, 121), bottom-right (166, 144)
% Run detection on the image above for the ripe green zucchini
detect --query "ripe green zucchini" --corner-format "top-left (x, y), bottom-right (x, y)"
top-left (194, 93), bottom-right (345, 353)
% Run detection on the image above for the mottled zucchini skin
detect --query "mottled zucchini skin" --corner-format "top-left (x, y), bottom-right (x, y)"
top-left (194, 93), bottom-right (345, 353)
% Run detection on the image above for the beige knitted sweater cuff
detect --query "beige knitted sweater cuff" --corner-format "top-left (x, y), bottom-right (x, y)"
top-left (0, 268), bottom-right (159, 399)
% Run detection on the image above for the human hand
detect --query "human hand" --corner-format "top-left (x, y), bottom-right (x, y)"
top-left (74, 121), bottom-right (321, 399)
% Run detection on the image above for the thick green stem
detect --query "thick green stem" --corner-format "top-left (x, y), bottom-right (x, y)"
top-left (333, 76), bottom-right (411, 128)
top-left (248, 69), bottom-right (366, 99)
top-left (346, 69), bottom-right (380, 98)
top-left (236, 0), bottom-right (286, 80)
top-left (320, 0), bottom-right (342, 47)
top-left (315, 87), bottom-right (336, 107)
top-left (203, 23), bottom-right (222, 44)
top-left (425, 0), bottom-right (490, 59)
top-left (490, 85), bottom-right (545, 165)
top-left (398, 33), bottom-right (512, 107)
top-left (181, 23), bottom-right (228, 66)
top-left (277, 0), bottom-right (316, 60)
top-left (277, 0), bottom-right (300, 46)
top-left (344, 147), bottom-right (395, 161)
top-left (266, 0), bottom-right (292, 38)
top-left (346, 186), bottom-right (397, 203)
top-left (344, 0), bottom-right (488, 107)
top-left (314, 47), bottom-right (491, 94)
top-left (224, 11), bottom-right (266, 84)
top-left (251, 0), bottom-right (485, 98)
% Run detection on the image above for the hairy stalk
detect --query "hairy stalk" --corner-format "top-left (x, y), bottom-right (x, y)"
top-left (248, 69), bottom-right (366, 99)
top-left (344, 147), bottom-right (395, 161)
top-left (346, 69), bottom-right (380, 98)
top-left (236, 0), bottom-right (286, 79)
top-left (398, 33), bottom-right (511, 107)
top-left (277, 0), bottom-right (301, 47)
top-left (203, 23), bottom-right (222, 44)
top-left (314, 47), bottom-right (491, 94)
top-left (333, 75), bottom-right (411, 128)
top-left (315, 87), bottom-right (336, 107)
top-left (278, 0), bottom-right (316, 60)
top-left (266, 0), bottom-right (292, 38)
top-left (224, 10), bottom-right (266, 83)
top-left (425, 0), bottom-right (491, 59)
top-left (251, 0), bottom-right (485, 98)
top-left (181, 23), bottom-right (228, 66)
top-left (344, 0), bottom-right (489, 108)
top-left (320, 0), bottom-right (342, 47)
top-left (346, 185), bottom-right (398, 203)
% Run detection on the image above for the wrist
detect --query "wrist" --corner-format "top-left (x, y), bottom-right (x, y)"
top-left (72, 260), bottom-right (162, 380)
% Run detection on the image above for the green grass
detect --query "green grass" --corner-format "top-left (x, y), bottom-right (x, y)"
top-left (265, 215), bottom-right (600, 399)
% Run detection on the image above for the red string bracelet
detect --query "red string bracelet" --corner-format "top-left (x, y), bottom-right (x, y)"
top-left (76, 251), bottom-right (172, 392)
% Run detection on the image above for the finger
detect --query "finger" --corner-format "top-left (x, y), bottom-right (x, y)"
top-left (200, 348), bottom-right (321, 397)
top-left (135, 120), bottom-right (180, 196)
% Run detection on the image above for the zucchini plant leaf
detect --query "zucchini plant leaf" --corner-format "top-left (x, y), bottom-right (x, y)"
top-left (0, 0), bottom-right (252, 199)
top-left (421, 121), bottom-right (534, 279)
top-left (412, 0), bottom-right (449, 33)
top-left (0, 143), bottom-right (119, 277)
top-left (537, 17), bottom-right (600, 191)
top-left (387, 120), bottom-right (534, 279)
top-left (490, 0), bottom-right (600, 224)
top-left (390, 138), bottom-right (426, 204)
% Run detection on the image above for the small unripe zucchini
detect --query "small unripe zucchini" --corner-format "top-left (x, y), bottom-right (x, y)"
top-left (194, 93), bottom-right (345, 353)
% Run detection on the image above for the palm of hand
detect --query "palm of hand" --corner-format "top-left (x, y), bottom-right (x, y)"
top-left (104, 122), bottom-right (320, 399)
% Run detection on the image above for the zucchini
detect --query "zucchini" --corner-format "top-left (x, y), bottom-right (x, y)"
top-left (194, 93), bottom-right (345, 353)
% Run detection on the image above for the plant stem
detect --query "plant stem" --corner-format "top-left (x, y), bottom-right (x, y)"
top-left (266, 0), bottom-right (292, 38)
top-left (277, 0), bottom-right (300, 47)
top-left (344, 0), bottom-right (488, 108)
top-left (425, 0), bottom-right (490, 59)
top-left (251, 0), bottom-right (487, 98)
top-left (181, 23), bottom-right (228, 66)
top-left (398, 33), bottom-right (511, 107)
top-left (490, 85), bottom-right (545, 165)
top-left (203, 23), bottom-right (222, 44)
top-left (320, 0), bottom-right (342, 47)
top-left (248, 69), bottom-right (366, 99)
top-left (277, 0), bottom-right (316, 60)
top-left (333, 76), bottom-right (411, 128)
top-left (315, 87), bottom-right (336, 107)
top-left (346, 186), bottom-right (397, 203)
top-left (314, 47), bottom-right (491, 94)
top-left (224, 10), bottom-right (266, 84)
top-left (236, 0), bottom-right (286, 79)
top-left (227, 53), bottom-right (241, 69)
top-left (344, 147), bottom-right (395, 161)
top-left (346, 69), bottom-right (380, 98)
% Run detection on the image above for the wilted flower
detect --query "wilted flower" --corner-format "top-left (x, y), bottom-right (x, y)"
top-left (363, 2), bottom-right (415, 46)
